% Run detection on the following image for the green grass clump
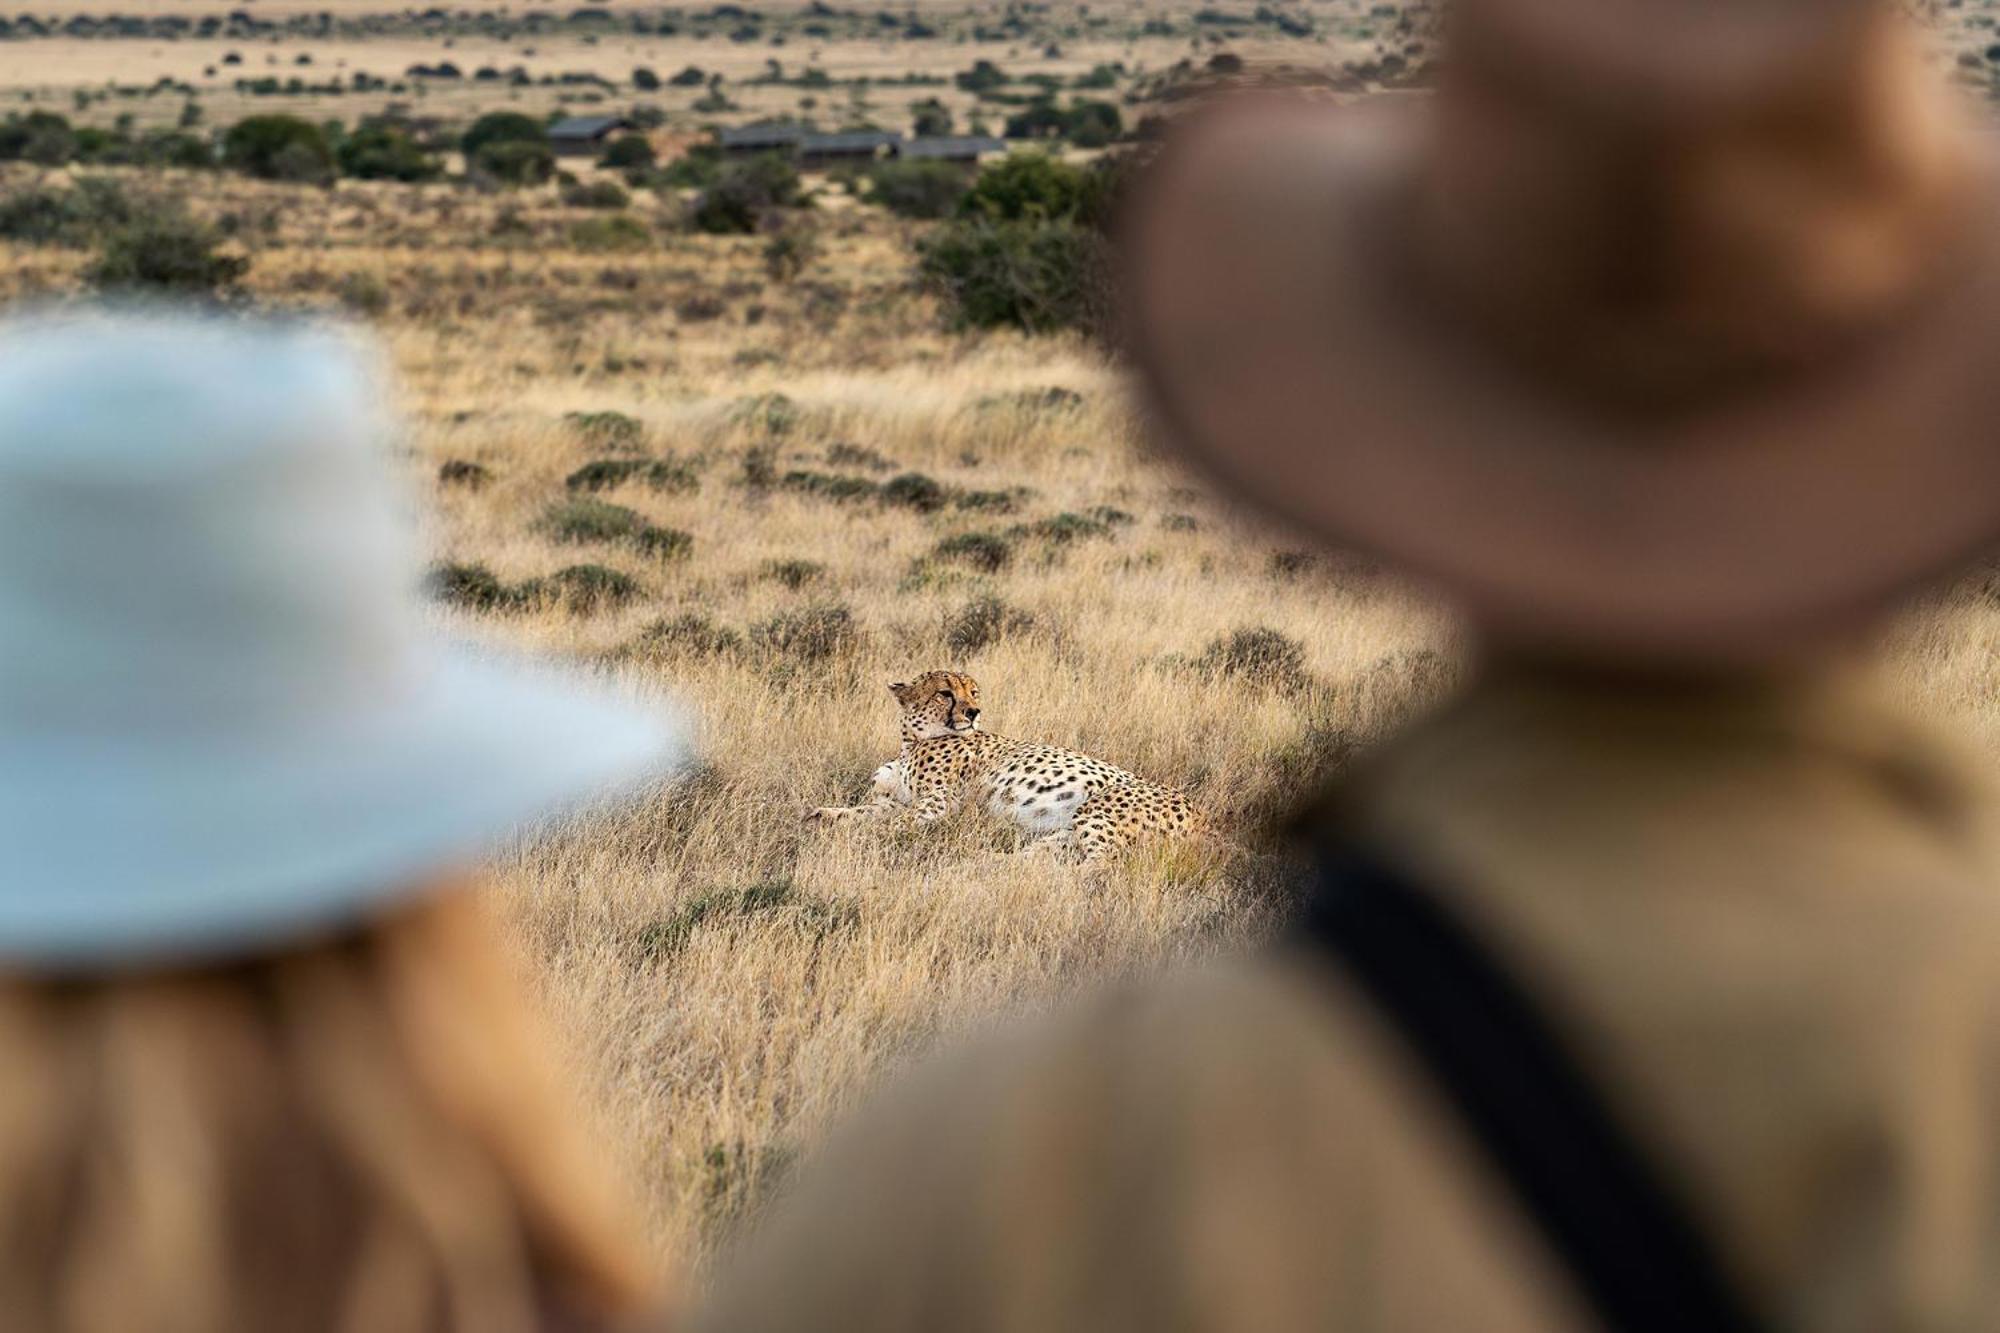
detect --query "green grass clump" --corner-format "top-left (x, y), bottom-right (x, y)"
top-left (539, 497), bottom-right (692, 560)
top-left (931, 530), bottom-right (1014, 572)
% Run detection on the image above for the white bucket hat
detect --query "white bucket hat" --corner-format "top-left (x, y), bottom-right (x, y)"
top-left (0, 310), bottom-right (690, 968)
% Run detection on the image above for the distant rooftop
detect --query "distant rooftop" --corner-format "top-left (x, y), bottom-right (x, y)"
top-left (801, 130), bottom-right (902, 153)
top-left (548, 115), bottom-right (628, 140)
top-left (896, 135), bottom-right (1007, 159)
top-left (718, 122), bottom-right (810, 148)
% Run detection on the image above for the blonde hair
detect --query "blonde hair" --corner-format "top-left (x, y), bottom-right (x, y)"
top-left (0, 886), bottom-right (661, 1333)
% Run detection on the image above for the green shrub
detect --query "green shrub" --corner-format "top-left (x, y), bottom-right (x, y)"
top-left (0, 177), bottom-right (139, 248)
top-left (569, 212), bottom-right (651, 251)
top-left (781, 469), bottom-right (878, 502)
top-left (564, 457), bottom-right (700, 493)
top-left (562, 177), bottom-right (631, 209)
top-left (437, 459), bottom-right (492, 488)
top-left (880, 471), bottom-right (948, 512)
top-left (945, 594), bottom-right (1034, 653)
top-left (751, 602), bottom-right (858, 661)
top-left (632, 612), bottom-right (743, 658)
top-left (539, 497), bottom-right (692, 559)
top-left (424, 561), bottom-right (525, 612)
top-left (866, 158), bottom-right (968, 219)
top-left (86, 213), bottom-right (249, 297)
top-left (917, 219), bottom-right (1110, 334)
top-left (535, 563), bottom-right (643, 612)
top-left (761, 558), bottom-right (825, 589)
top-left (761, 225), bottom-right (817, 282)
top-left (650, 144), bottom-right (722, 189)
top-left (564, 409), bottom-right (645, 447)
top-left (601, 133), bottom-right (656, 170)
top-left (689, 152), bottom-right (802, 234)
top-left (337, 122), bottom-right (441, 181)
top-left (222, 114), bottom-right (334, 182)
top-left (461, 110), bottom-right (548, 157)
top-left (335, 271), bottom-right (393, 317)
top-left (960, 151), bottom-right (1097, 223)
top-left (1194, 626), bottom-right (1310, 691)
top-left (474, 137), bottom-right (555, 186)
top-left (1022, 510), bottom-right (1115, 544)
top-left (0, 111), bottom-right (78, 164)
top-left (932, 530), bottom-right (1014, 572)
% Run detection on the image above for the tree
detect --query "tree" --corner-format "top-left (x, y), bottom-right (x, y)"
top-left (338, 122), bottom-right (441, 181)
top-left (954, 60), bottom-right (1007, 93)
top-left (0, 112), bottom-right (78, 165)
top-left (222, 114), bottom-right (334, 182)
top-left (472, 137), bottom-right (555, 186)
top-left (960, 151), bottom-right (1099, 224)
top-left (867, 158), bottom-right (968, 219)
top-left (917, 219), bottom-right (1109, 334)
top-left (460, 110), bottom-right (547, 158)
top-left (600, 133), bottom-right (656, 171)
top-left (910, 97), bottom-right (952, 137)
top-left (86, 212), bottom-right (249, 299)
top-left (632, 65), bottom-right (662, 91)
top-left (688, 152), bottom-right (801, 234)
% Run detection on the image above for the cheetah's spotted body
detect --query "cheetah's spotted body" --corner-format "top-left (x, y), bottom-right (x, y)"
top-left (810, 671), bottom-right (1200, 859)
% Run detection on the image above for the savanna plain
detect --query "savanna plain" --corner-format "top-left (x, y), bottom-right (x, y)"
top-left (9, 0), bottom-right (2000, 1280)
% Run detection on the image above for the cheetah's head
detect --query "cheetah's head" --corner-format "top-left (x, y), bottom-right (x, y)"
top-left (890, 671), bottom-right (981, 740)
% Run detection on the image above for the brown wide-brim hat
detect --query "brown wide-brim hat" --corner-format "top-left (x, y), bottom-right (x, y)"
top-left (1128, 0), bottom-right (2000, 662)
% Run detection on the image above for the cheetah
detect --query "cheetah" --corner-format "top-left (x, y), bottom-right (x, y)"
top-left (807, 670), bottom-right (1201, 860)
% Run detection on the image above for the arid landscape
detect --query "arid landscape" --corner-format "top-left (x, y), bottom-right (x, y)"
top-left (9, 0), bottom-right (2000, 1284)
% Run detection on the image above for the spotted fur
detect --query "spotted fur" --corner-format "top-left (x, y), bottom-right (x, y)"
top-left (808, 670), bottom-right (1201, 860)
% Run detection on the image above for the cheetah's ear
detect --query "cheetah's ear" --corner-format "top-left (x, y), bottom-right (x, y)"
top-left (888, 680), bottom-right (908, 697)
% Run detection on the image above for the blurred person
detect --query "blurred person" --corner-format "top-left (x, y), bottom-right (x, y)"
top-left (696, 3), bottom-right (2000, 1331)
top-left (0, 313), bottom-right (687, 1333)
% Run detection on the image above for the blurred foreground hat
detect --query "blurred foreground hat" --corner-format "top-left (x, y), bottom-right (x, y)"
top-left (1129, 0), bottom-right (2000, 659)
top-left (0, 311), bottom-right (689, 967)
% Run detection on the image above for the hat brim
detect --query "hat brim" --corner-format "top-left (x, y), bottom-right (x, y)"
top-left (0, 646), bottom-right (691, 969)
top-left (1126, 97), bottom-right (2000, 660)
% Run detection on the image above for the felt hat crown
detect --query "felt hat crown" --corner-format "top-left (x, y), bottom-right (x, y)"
top-left (0, 311), bottom-right (688, 967)
top-left (1129, 0), bottom-right (2000, 659)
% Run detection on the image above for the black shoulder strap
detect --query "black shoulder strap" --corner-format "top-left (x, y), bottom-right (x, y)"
top-left (1299, 843), bottom-right (1769, 1333)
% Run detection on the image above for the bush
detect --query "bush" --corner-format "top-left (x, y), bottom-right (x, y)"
top-left (474, 137), bottom-right (555, 186)
top-left (761, 558), bottom-right (825, 589)
top-left (565, 409), bottom-right (645, 447)
top-left (437, 459), bottom-right (492, 488)
top-left (461, 110), bottom-right (548, 157)
top-left (335, 271), bottom-right (392, 316)
top-left (0, 177), bottom-right (139, 248)
top-left (880, 471), bottom-right (948, 512)
top-left (945, 594), bottom-right (1034, 653)
top-left (689, 152), bottom-right (801, 234)
top-left (570, 212), bottom-right (652, 251)
top-left (650, 144), bottom-right (722, 189)
top-left (86, 213), bottom-right (249, 298)
top-left (539, 496), bottom-right (692, 559)
top-left (961, 151), bottom-right (1102, 224)
top-left (1194, 626), bottom-right (1310, 691)
top-left (222, 114), bottom-right (334, 182)
top-left (0, 111), bottom-right (77, 164)
top-left (751, 602), bottom-right (857, 661)
top-left (932, 531), bottom-right (1014, 572)
top-left (866, 158), bottom-right (967, 219)
top-left (633, 612), bottom-right (742, 658)
top-left (535, 563), bottom-right (643, 613)
top-left (910, 97), bottom-right (952, 137)
top-left (761, 224), bottom-right (817, 282)
top-left (601, 133), bottom-right (656, 170)
top-left (338, 122), bottom-right (441, 181)
top-left (425, 561), bottom-right (524, 612)
top-left (562, 177), bottom-right (631, 208)
top-left (632, 66), bottom-right (663, 91)
top-left (918, 219), bottom-right (1110, 334)
top-left (564, 457), bottom-right (699, 493)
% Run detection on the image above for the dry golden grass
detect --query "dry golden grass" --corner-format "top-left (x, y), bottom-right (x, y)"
top-left (10, 157), bottom-right (2000, 1286)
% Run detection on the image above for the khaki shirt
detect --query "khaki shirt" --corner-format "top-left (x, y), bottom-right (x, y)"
top-left (699, 670), bottom-right (2000, 1333)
